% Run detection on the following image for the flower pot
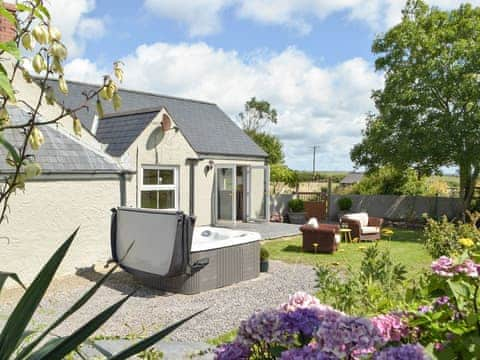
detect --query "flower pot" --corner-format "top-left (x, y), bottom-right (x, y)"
top-left (288, 212), bottom-right (306, 224)
top-left (260, 260), bottom-right (269, 272)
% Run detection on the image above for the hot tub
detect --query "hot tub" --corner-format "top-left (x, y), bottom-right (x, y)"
top-left (111, 208), bottom-right (261, 295)
top-left (137, 226), bottom-right (261, 294)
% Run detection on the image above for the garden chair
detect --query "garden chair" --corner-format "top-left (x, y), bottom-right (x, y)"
top-left (340, 212), bottom-right (383, 241)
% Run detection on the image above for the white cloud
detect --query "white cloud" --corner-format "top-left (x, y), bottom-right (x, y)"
top-left (144, 0), bottom-right (233, 36)
top-left (65, 42), bottom-right (383, 170)
top-left (143, 0), bottom-right (480, 36)
top-left (64, 58), bottom-right (107, 83)
top-left (47, 0), bottom-right (105, 57)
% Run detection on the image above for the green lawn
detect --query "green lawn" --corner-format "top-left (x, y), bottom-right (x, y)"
top-left (262, 228), bottom-right (432, 275)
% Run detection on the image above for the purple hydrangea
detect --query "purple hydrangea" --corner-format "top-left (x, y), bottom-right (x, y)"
top-left (236, 308), bottom-right (290, 345)
top-left (280, 307), bottom-right (323, 339)
top-left (214, 342), bottom-right (250, 360)
top-left (371, 314), bottom-right (409, 342)
top-left (280, 344), bottom-right (337, 360)
top-left (373, 344), bottom-right (430, 360)
top-left (315, 315), bottom-right (384, 358)
top-left (434, 296), bottom-right (450, 307)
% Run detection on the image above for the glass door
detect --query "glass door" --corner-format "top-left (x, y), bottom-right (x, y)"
top-left (215, 165), bottom-right (236, 224)
top-left (246, 165), bottom-right (270, 222)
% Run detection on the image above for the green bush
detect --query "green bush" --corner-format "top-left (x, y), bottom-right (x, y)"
top-left (260, 246), bottom-right (270, 261)
top-left (423, 214), bottom-right (480, 258)
top-left (315, 244), bottom-right (408, 316)
top-left (288, 198), bottom-right (304, 212)
top-left (337, 196), bottom-right (353, 211)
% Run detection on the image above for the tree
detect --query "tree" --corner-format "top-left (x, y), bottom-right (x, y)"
top-left (245, 129), bottom-right (284, 164)
top-left (352, 166), bottom-right (427, 196)
top-left (239, 97), bottom-right (278, 132)
top-left (351, 0), bottom-right (480, 208)
top-left (270, 164), bottom-right (298, 194)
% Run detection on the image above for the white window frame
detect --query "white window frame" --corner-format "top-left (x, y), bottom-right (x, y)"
top-left (140, 165), bottom-right (179, 210)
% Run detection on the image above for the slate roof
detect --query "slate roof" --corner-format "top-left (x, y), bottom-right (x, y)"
top-left (340, 172), bottom-right (364, 185)
top-left (42, 79), bottom-right (267, 159)
top-left (0, 106), bottom-right (123, 174)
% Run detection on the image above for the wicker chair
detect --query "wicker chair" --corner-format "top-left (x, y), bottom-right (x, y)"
top-left (300, 224), bottom-right (340, 253)
top-left (340, 213), bottom-right (383, 241)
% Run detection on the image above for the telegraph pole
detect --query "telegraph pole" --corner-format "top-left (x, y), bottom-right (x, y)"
top-left (312, 145), bottom-right (320, 180)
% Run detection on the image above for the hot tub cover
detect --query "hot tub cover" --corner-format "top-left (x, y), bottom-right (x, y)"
top-left (111, 207), bottom-right (196, 277)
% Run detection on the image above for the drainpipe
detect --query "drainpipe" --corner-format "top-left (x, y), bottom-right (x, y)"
top-left (187, 159), bottom-right (198, 216)
top-left (119, 172), bottom-right (127, 206)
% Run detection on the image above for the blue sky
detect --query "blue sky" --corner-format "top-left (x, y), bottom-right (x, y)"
top-left (48, 0), bottom-right (476, 171)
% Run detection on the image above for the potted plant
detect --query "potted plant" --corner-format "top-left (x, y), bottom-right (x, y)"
top-left (337, 196), bottom-right (353, 220)
top-left (260, 246), bottom-right (269, 272)
top-left (287, 198), bottom-right (306, 224)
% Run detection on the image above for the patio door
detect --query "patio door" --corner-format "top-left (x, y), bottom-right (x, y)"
top-left (214, 165), bottom-right (236, 224)
top-left (246, 165), bottom-right (270, 222)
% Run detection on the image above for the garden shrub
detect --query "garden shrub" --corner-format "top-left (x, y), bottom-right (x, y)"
top-left (315, 245), bottom-right (408, 316)
top-left (288, 198), bottom-right (304, 212)
top-left (423, 213), bottom-right (480, 258)
top-left (336, 196), bottom-right (353, 211)
top-left (260, 246), bottom-right (270, 261)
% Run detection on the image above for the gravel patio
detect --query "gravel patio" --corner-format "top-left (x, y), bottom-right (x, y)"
top-left (0, 260), bottom-right (316, 342)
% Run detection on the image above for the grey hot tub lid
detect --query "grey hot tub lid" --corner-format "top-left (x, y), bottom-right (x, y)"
top-left (111, 207), bottom-right (206, 278)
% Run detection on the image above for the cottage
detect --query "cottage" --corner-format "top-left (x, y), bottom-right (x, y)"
top-left (46, 79), bottom-right (270, 226)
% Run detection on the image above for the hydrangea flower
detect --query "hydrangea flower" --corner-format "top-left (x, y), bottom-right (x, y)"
top-left (373, 344), bottom-right (430, 360)
top-left (431, 256), bottom-right (455, 277)
top-left (454, 259), bottom-right (478, 277)
top-left (280, 344), bottom-right (337, 360)
top-left (371, 313), bottom-right (409, 342)
top-left (315, 315), bottom-right (384, 358)
top-left (431, 257), bottom-right (479, 277)
top-left (237, 308), bottom-right (290, 345)
top-left (214, 342), bottom-right (250, 360)
top-left (280, 291), bottom-right (322, 312)
top-left (280, 306), bottom-right (344, 339)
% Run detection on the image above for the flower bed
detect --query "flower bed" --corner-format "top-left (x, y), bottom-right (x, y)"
top-left (214, 250), bottom-right (480, 359)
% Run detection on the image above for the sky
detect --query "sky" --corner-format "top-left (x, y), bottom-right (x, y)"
top-left (44, 0), bottom-right (479, 171)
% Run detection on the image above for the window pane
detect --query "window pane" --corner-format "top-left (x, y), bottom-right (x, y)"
top-left (158, 190), bottom-right (175, 209)
top-left (143, 169), bottom-right (158, 185)
top-left (141, 191), bottom-right (157, 208)
top-left (158, 169), bottom-right (174, 185)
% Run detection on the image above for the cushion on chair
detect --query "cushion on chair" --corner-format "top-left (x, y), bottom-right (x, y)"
top-left (334, 234), bottom-right (341, 244)
top-left (361, 226), bottom-right (380, 234)
top-left (307, 217), bottom-right (319, 228)
top-left (343, 212), bottom-right (369, 227)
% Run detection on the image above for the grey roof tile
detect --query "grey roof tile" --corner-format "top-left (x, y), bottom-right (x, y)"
top-left (0, 106), bottom-right (122, 174)
top-left (42, 79), bottom-right (267, 158)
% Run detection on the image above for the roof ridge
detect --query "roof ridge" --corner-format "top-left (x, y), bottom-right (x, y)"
top-left (101, 106), bottom-right (163, 119)
top-left (43, 77), bottom-right (217, 106)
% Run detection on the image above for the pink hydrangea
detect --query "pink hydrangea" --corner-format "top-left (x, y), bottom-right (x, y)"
top-left (280, 291), bottom-right (322, 312)
top-left (431, 256), bottom-right (455, 277)
top-left (371, 314), bottom-right (409, 342)
top-left (454, 259), bottom-right (478, 277)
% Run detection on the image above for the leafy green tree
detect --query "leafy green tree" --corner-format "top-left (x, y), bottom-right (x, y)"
top-left (270, 164), bottom-right (298, 193)
top-left (245, 129), bottom-right (284, 164)
top-left (351, 0), bottom-right (480, 207)
top-left (353, 166), bottom-right (427, 195)
top-left (238, 97), bottom-right (277, 132)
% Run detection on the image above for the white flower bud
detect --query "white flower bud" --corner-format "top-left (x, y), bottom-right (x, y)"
top-left (32, 25), bottom-right (49, 44)
top-left (73, 117), bottom-right (82, 136)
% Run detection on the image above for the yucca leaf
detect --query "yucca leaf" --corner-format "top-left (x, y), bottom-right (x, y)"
top-left (16, 242), bottom-right (134, 359)
top-left (16, 263), bottom-right (119, 359)
top-left (0, 271), bottom-right (25, 294)
top-left (110, 308), bottom-right (207, 360)
top-left (27, 293), bottom-right (133, 360)
top-left (0, 228), bottom-right (78, 359)
top-left (25, 338), bottom-right (64, 360)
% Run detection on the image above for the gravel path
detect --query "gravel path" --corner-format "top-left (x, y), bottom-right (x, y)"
top-left (0, 260), bottom-right (317, 342)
